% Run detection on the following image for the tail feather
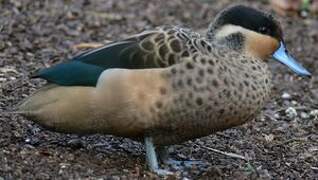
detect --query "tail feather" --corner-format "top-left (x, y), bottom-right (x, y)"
top-left (11, 84), bottom-right (60, 121)
top-left (2, 110), bottom-right (36, 116)
top-left (15, 84), bottom-right (101, 134)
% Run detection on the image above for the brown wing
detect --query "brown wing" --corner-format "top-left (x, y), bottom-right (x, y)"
top-left (33, 26), bottom-right (209, 86)
top-left (120, 26), bottom-right (203, 68)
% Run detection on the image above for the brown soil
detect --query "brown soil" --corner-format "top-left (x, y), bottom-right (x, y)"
top-left (1, 0), bottom-right (318, 179)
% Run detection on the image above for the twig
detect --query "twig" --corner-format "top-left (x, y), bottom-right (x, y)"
top-left (311, 167), bottom-right (318, 171)
top-left (264, 113), bottom-right (278, 121)
top-left (72, 42), bottom-right (104, 50)
top-left (201, 146), bottom-right (247, 161)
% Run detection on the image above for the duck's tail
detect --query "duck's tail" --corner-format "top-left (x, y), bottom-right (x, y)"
top-left (1, 110), bottom-right (25, 116)
top-left (15, 84), bottom-right (99, 134)
top-left (15, 84), bottom-right (59, 118)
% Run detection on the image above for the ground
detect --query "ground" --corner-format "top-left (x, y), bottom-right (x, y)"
top-left (1, 0), bottom-right (318, 179)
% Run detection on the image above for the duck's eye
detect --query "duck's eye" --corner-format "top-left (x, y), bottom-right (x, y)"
top-left (258, 26), bottom-right (270, 35)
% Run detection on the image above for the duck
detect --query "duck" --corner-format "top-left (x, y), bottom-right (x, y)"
top-left (17, 5), bottom-right (311, 175)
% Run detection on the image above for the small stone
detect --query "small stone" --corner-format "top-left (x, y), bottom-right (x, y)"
top-left (67, 139), bottom-right (83, 149)
top-left (291, 100), bottom-right (298, 105)
top-left (0, 77), bottom-right (6, 82)
top-left (310, 110), bottom-right (318, 117)
top-left (264, 134), bottom-right (274, 142)
top-left (285, 107), bottom-right (297, 119)
top-left (58, 169), bottom-right (63, 175)
top-left (26, 52), bottom-right (34, 57)
top-left (59, 163), bottom-right (69, 169)
top-left (300, 10), bottom-right (308, 18)
top-left (300, 112), bottom-right (309, 119)
top-left (281, 92), bottom-right (291, 100)
top-left (111, 176), bottom-right (120, 180)
top-left (274, 113), bottom-right (280, 119)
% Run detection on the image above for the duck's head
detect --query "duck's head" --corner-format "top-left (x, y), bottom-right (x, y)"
top-left (207, 5), bottom-right (311, 77)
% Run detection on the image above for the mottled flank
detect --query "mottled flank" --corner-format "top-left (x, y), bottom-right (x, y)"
top-left (149, 53), bottom-right (272, 145)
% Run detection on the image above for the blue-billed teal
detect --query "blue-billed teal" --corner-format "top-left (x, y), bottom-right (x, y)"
top-left (18, 5), bottom-right (311, 174)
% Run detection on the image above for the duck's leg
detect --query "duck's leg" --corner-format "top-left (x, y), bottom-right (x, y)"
top-left (144, 137), bottom-right (159, 170)
top-left (144, 137), bottom-right (173, 175)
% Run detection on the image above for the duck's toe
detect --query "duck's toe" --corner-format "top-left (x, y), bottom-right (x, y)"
top-left (152, 169), bottom-right (174, 176)
top-left (163, 158), bottom-right (210, 171)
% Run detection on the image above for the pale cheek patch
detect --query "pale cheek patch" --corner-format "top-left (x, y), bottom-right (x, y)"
top-left (214, 25), bottom-right (245, 39)
top-left (214, 25), bottom-right (280, 60)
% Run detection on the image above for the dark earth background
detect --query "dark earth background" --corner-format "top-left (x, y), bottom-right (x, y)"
top-left (1, 0), bottom-right (318, 179)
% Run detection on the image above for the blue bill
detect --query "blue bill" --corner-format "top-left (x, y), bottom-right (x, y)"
top-left (273, 41), bottom-right (311, 77)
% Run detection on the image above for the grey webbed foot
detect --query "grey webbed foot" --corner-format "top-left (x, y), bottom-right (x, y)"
top-left (157, 145), bottom-right (210, 171)
top-left (164, 158), bottom-right (210, 171)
